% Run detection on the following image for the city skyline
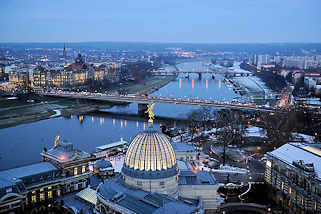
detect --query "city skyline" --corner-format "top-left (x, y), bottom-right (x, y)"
top-left (1, 0), bottom-right (321, 43)
top-left (1, 1), bottom-right (321, 213)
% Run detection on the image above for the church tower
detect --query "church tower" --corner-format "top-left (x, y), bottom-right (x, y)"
top-left (63, 43), bottom-right (66, 60)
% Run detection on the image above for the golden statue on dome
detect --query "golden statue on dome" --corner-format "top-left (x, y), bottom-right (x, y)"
top-left (54, 136), bottom-right (60, 148)
top-left (145, 103), bottom-right (155, 124)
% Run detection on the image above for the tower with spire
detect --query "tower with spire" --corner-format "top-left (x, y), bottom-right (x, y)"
top-left (63, 43), bottom-right (66, 60)
top-left (75, 49), bottom-right (84, 65)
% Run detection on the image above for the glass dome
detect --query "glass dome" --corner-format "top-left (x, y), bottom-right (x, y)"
top-left (124, 130), bottom-right (176, 172)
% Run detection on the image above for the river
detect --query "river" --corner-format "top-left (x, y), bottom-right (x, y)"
top-left (0, 59), bottom-right (238, 170)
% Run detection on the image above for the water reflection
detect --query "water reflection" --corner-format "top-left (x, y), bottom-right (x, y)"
top-left (0, 59), bottom-right (239, 170)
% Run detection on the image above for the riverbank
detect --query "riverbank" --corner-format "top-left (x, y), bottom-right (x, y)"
top-left (0, 100), bottom-right (111, 129)
top-left (239, 62), bottom-right (286, 92)
top-left (121, 75), bottom-right (177, 94)
top-left (223, 62), bottom-right (276, 104)
top-left (0, 75), bottom-right (177, 129)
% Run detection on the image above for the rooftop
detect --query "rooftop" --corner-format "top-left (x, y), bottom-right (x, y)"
top-left (97, 176), bottom-right (199, 214)
top-left (267, 142), bottom-right (321, 180)
top-left (96, 139), bottom-right (128, 151)
top-left (179, 170), bottom-right (217, 185)
top-left (42, 139), bottom-right (90, 163)
top-left (0, 162), bottom-right (58, 188)
top-left (170, 142), bottom-right (196, 153)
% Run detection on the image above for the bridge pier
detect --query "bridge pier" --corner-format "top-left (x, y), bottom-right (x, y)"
top-left (138, 103), bottom-right (148, 116)
top-left (211, 73), bottom-right (215, 80)
top-left (198, 73), bottom-right (202, 80)
top-left (185, 73), bottom-right (189, 79)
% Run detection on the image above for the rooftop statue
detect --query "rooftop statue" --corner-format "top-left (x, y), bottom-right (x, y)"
top-left (145, 103), bottom-right (155, 124)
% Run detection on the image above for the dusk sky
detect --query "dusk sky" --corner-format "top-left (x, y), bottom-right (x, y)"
top-left (1, 0), bottom-right (321, 43)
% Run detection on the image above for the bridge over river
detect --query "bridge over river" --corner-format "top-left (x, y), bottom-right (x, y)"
top-left (40, 92), bottom-right (281, 115)
top-left (152, 69), bottom-right (253, 79)
top-left (152, 65), bottom-right (253, 79)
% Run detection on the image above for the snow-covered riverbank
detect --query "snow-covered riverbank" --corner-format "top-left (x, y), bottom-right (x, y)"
top-left (228, 62), bottom-right (275, 99)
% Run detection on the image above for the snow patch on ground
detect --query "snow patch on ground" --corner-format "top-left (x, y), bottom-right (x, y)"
top-left (245, 126), bottom-right (266, 138)
top-left (50, 109), bottom-right (61, 118)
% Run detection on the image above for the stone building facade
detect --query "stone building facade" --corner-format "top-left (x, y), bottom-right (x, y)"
top-left (264, 142), bottom-right (321, 214)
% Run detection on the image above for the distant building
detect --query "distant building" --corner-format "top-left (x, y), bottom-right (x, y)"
top-left (9, 70), bottom-right (29, 88)
top-left (32, 66), bottom-right (73, 88)
top-left (32, 53), bottom-right (122, 88)
top-left (0, 57), bottom-right (6, 80)
top-left (264, 142), bottom-right (321, 214)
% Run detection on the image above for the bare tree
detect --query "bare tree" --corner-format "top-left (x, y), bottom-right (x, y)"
top-left (215, 109), bottom-right (245, 166)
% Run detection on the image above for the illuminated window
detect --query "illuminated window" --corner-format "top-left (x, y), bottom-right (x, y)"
top-left (289, 186), bottom-right (292, 195)
top-left (31, 195), bottom-right (36, 203)
top-left (281, 182), bottom-right (284, 190)
top-left (57, 189), bottom-right (61, 197)
top-left (293, 191), bottom-right (296, 200)
top-left (40, 193), bottom-right (44, 201)
top-left (315, 201), bottom-right (317, 210)
top-left (48, 186), bottom-right (52, 190)
top-left (48, 191), bottom-right (52, 199)
top-left (301, 198), bottom-right (304, 205)
top-left (74, 167), bottom-right (78, 176)
top-left (82, 166), bottom-right (86, 173)
top-left (40, 188), bottom-right (44, 192)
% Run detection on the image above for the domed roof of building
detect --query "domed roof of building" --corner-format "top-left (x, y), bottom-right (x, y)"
top-left (122, 129), bottom-right (177, 179)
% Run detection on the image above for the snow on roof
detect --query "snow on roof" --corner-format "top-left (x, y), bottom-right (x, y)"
top-left (0, 162), bottom-right (58, 182)
top-left (171, 142), bottom-right (196, 152)
top-left (268, 143), bottom-right (321, 179)
top-left (96, 139), bottom-right (128, 151)
top-left (245, 126), bottom-right (267, 138)
top-left (107, 156), bottom-right (124, 173)
top-left (177, 160), bottom-right (190, 171)
top-left (291, 132), bottom-right (315, 142)
top-left (76, 187), bottom-right (97, 205)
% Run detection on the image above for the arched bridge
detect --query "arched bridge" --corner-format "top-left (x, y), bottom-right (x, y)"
top-left (152, 69), bottom-right (252, 79)
top-left (40, 91), bottom-right (281, 115)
